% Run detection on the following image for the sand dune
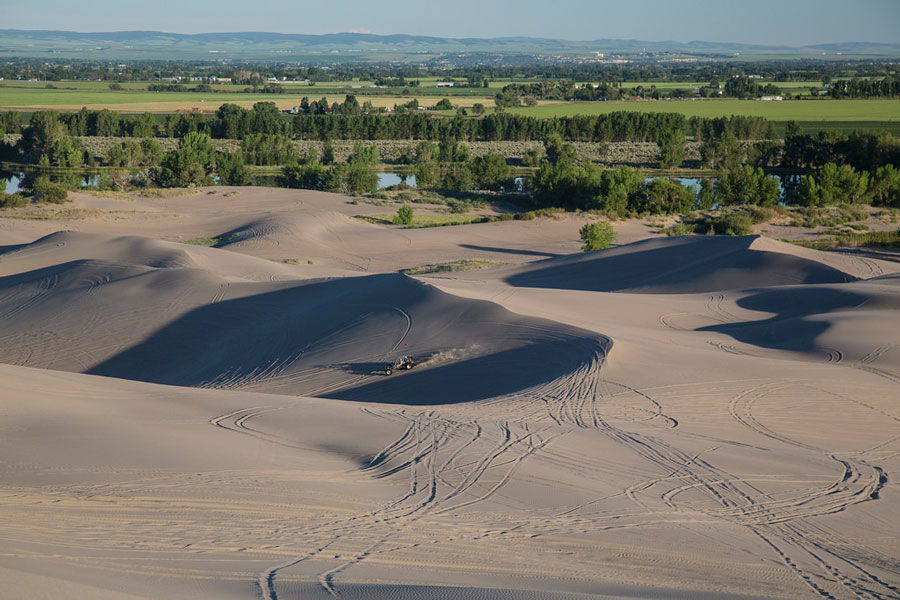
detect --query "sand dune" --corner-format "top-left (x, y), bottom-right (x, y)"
top-left (0, 232), bottom-right (608, 402)
top-left (1, 193), bottom-right (898, 600)
top-left (501, 235), bottom-right (887, 293)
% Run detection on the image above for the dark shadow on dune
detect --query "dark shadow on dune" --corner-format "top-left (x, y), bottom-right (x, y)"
top-left (327, 336), bottom-right (606, 405)
top-left (506, 237), bottom-right (857, 294)
top-left (87, 272), bottom-right (607, 404)
top-left (698, 287), bottom-right (867, 352)
top-left (335, 361), bottom-right (394, 375)
top-left (0, 243), bottom-right (28, 256)
top-left (87, 274), bottom-right (404, 386)
top-left (280, 582), bottom-right (771, 600)
top-left (458, 243), bottom-right (561, 258)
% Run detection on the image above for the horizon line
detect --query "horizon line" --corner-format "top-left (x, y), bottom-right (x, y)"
top-left (1, 28), bottom-right (896, 48)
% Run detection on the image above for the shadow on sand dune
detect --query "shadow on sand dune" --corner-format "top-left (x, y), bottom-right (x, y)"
top-left (458, 243), bottom-right (562, 258)
top-left (328, 335), bottom-right (605, 405)
top-left (87, 273), bottom-right (608, 404)
top-left (698, 287), bottom-right (867, 352)
top-left (505, 236), bottom-right (857, 294)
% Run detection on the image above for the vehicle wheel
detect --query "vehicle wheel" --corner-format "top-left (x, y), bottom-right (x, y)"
top-left (385, 368), bottom-right (393, 376)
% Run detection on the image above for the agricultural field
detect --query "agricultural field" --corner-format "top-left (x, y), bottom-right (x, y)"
top-left (507, 98), bottom-right (900, 121)
top-left (0, 85), bottom-right (499, 112)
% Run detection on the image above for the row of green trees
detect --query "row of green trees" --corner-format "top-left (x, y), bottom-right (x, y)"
top-left (828, 77), bottom-right (899, 99)
top-left (4, 105), bottom-right (701, 144)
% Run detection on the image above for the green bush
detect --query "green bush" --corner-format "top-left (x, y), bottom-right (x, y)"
top-left (393, 204), bottom-right (414, 225)
top-left (0, 192), bottom-right (29, 208)
top-left (740, 205), bottom-right (777, 224)
top-left (661, 223), bottom-right (696, 236)
top-left (579, 220), bottom-right (617, 251)
top-left (41, 184), bottom-right (69, 204)
top-left (709, 213), bottom-right (753, 235)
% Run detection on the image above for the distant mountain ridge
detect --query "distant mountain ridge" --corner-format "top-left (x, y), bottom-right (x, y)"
top-left (1, 29), bottom-right (898, 58)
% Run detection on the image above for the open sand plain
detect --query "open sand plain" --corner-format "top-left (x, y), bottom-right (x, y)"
top-left (0, 186), bottom-right (898, 599)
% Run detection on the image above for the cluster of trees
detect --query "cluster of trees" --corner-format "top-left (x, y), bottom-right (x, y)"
top-left (412, 142), bottom-right (513, 192)
top-left (147, 83), bottom-right (211, 92)
top-left (241, 133), bottom-right (299, 165)
top-left (285, 111), bottom-right (690, 143)
top-left (496, 81), bottom-right (712, 104)
top-left (290, 95), bottom-right (383, 115)
top-left (828, 77), bottom-right (899, 99)
top-left (781, 128), bottom-right (900, 171)
top-left (688, 116), bottom-right (776, 141)
top-left (280, 142), bottom-right (380, 195)
top-left (105, 139), bottom-right (165, 167)
top-left (531, 136), bottom-right (694, 214)
top-left (1, 108), bottom-right (160, 139)
top-left (721, 77), bottom-right (783, 99)
top-left (699, 133), bottom-right (782, 170)
top-left (788, 163), bottom-right (900, 207)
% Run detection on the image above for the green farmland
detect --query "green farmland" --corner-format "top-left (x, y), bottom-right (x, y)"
top-left (507, 98), bottom-right (900, 121)
top-left (0, 86), bottom-right (295, 108)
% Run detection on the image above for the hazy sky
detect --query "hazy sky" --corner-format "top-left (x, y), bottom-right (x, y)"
top-left (4, 0), bottom-right (899, 45)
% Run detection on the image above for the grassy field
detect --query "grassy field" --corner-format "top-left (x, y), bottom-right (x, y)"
top-left (506, 98), bottom-right (900, 121)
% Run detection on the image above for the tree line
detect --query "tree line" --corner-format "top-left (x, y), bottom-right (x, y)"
top-left (2, 105), bottom-right (697, 143)
top-left (828, 77), bottom-right (899, 99)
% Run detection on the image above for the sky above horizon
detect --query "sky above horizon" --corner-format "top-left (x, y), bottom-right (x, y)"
top-left (4, 0), bottom-right (899, 46)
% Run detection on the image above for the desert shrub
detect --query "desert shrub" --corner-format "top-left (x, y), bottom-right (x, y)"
top-left (440, 166), bottom-right (475, 192)
top-left (788, 204), bottom-right (868, 228)
top-left (740, 205), bottom-right (777, 224)
top-left (661, 223), bottom-right (696, 236)
top-left (0, 192), bottom-right (29, 208)
top-left (447, 199), bottom-right (472, 214)
top-left (708, 213), bottom-right (753, 235)
top-left (41, 184), bottom-right (70, 204)
top-left (393, 204), bottom-right (413, 225)
top-left (579, 220), bottom-right (617, 251)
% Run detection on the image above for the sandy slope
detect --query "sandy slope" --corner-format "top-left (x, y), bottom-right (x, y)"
top-left (0, 187), bottom-right (605, 272)
top-left (1, 191), bottom-right (899, 600)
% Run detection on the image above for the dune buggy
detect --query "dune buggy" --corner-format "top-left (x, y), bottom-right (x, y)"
top-left (384, 355), bottom-right (416, 375)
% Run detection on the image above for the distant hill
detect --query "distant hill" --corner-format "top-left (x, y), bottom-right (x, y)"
top-left (1, 29), bottom-right (898, 60)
